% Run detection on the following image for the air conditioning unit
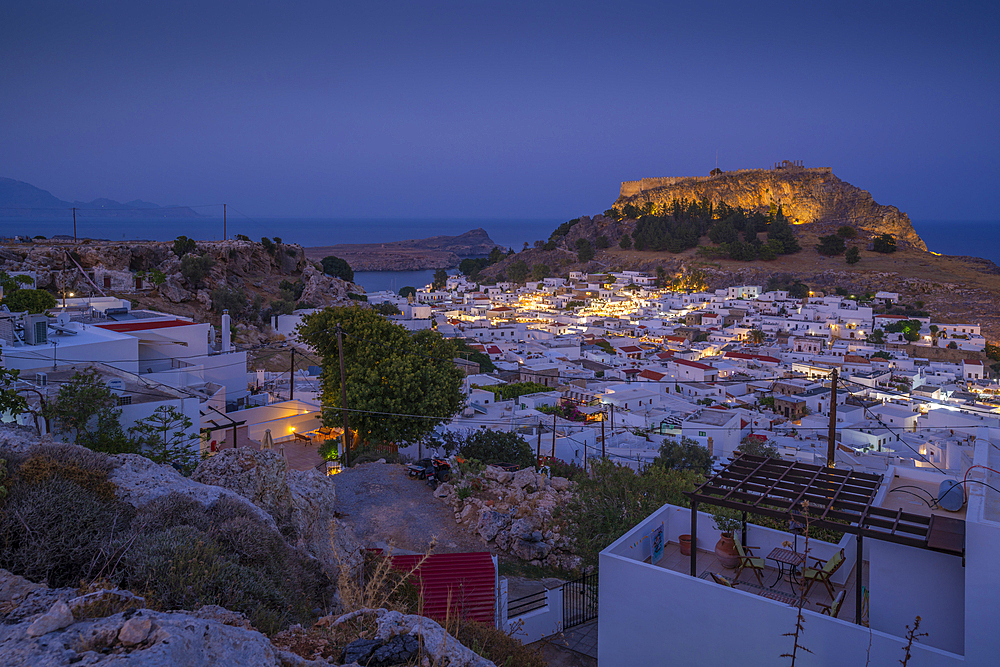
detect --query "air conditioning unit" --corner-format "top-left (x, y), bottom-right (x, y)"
top-left (23, 315), bottom-right (48, 345)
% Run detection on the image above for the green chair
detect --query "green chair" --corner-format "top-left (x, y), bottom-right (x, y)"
top-left (816, 590), bottom-right (846, 618)
top-left (802, 548), bottom-right (845, 600)
top-left (734, 541), bottom-right (766, 586)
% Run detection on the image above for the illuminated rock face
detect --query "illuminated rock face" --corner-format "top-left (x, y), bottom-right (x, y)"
top-left (615, 167), bottom-right (927, 251)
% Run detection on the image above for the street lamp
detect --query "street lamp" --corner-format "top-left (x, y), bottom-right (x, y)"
top-left (61, 290), bottom-right (74, 308)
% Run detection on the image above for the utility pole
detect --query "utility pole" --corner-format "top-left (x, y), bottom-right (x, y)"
top-left (72, 207), bottom-right (77, 242)
top-left (289, 347), bottom-right (295, 401)
top-left (610, 404), bottom-right (615, 448)
top-left (827, 368), bottom-right (838, 467)
top-left (336, 324), bottom-right (350, 467)
top-left (223, 203), bottom-right (227, 241)
top-left (536, 419), bottom-right (541, 467)
top-left (551, 413), bottom-right (556, 461)
top-left (601, 407), bottom-right (606, 458)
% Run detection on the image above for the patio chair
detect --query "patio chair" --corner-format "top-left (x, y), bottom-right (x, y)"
top-left (802, 548), bottom-right (845, 600)
top-left (734, 541), bottom-right (765, 586)
top-left (711, 572), bottom-right (736, 587)
top-left (815, 590), bottom-right (845, 618)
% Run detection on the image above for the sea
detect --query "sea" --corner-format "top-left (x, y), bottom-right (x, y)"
top-left (1, 216), bottom-right (997, 293)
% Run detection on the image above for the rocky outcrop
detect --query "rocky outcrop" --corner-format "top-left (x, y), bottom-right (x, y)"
top-left (438, 464), bottom-right (582, 571)
top-left (614, 166), bottom-right (927, 251)
top-left (325, 608), bottom-right (496, 667)
top-left (0, 569), bottom-right (310, 666)
top-left (192, 448), bottom-right (361, 580)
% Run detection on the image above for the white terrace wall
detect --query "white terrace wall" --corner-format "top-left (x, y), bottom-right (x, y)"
top-left (598, 551), bottom-right (962, 667)
top-left (599, 501), bottom-right (963, 666)
top-left (506, 586), bottom-right (563, 645)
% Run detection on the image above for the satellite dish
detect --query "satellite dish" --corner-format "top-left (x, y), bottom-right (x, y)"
top-left (938, 480), bottom-right (965, 512)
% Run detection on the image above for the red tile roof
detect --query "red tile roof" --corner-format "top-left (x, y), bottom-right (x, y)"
top-left (639, 369), bottom-right (666, 381)
top-left (673, 358), bottom-right (716, 371)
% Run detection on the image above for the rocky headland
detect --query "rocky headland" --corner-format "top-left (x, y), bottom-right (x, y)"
top-left (616, 164), bottom-right (926, 250)
top-left (305, 228), bottom-right (498, 271)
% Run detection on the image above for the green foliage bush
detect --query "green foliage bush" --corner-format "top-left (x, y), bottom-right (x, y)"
top-left (872, 233), bottom-right (897, 253)
top-left (321, 255), bottom-right (354, 282)
top-left (570, 460), bottom-right (702, 565)
top-left (458, 430), bottom-right (534, 468)
top-left (816, 234), bottom-right (846, 256)
top-left (651, 437), bottom-right (713, 475)
top-left (846, 246), bottom-right (861, 264)
top-left (619, 233), bottom-right (632, 249)
top-left (2, 288), bottom-right (56, 314)
top-left (173, 235), bottom-right (197, 257)
top-left (179, 254), bottom-right (215, 288)
top-left (575, 238), bottom-right (594, 262)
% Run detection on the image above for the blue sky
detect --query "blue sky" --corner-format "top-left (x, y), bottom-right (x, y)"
top-left (1, 1), bottom-right (997, 220)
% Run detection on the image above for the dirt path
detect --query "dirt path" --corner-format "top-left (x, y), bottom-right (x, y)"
top-left (330, 462), bottom-right (488, 554)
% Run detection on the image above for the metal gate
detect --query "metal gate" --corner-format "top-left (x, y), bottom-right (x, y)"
top-left (562, 571), bottom-right (598, 629)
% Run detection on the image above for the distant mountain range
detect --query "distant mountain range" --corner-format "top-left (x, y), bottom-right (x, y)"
top-left (0, 177), bottom-right (202, 218)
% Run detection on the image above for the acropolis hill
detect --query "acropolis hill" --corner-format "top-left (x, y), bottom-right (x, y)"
top-left (616, 161), bottom-right (927, 251)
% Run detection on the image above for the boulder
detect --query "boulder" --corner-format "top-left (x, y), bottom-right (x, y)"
top-left (512, 468), bottom-right (538, 491)
top-left (550, 476), bottom-right (572, 492)
top-left (327, 609), bottom-right (496, 667)
top-left (482, 465), bottom-right (514, 484)
top-left (25, 600), bottom-right (73, 637)
top-left (118, 615), bottom-right (153, 646)
top-left (508, 516), bottom-right (539, 539)
top-left (342, 638), bottom-right (381, 664)
top-left (476, 509), bottom-right (511, 542)
top-left (369, 634), bottom-right (421, 666)
top-left (159, 274), bottom-right (191, 302)
top-left (433, 482), bottom-right (454, 499)
top-left (511, 538), bottom-right (552, 562)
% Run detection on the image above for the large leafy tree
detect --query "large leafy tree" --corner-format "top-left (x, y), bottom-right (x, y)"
top-left (651, 436), bottom-right (713, 475)
top-left (0, 368), bottom-right (28, 420)
top-left (321, 255), bottom-right (354, 283)
top-left (298, 307), bottom-right (464, 445)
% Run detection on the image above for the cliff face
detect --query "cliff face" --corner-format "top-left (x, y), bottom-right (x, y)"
top-left (615, 167), bottom-right (927, 251)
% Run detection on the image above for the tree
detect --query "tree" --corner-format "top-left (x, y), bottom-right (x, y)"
top-left (845, 246), bottom-right (861, 265)
top-left (321, 256), bottom-right (354, 282)
top-left (530, 263), bottom-right (550, 281)
top-left (619, 233), bottom-right (632, 249)
top-left (651, 437), bottom-right (713, 475)
top-left (868, 328), bottom-right (886, 345)
top-left (457, 430), bottom-right (534, 468)
top-left (173, 235), bottom-right (197, 257)
top-left (836, 225), bottom-right (858, 239)
top-left (816, 235), bottom-right (846, 256)
top-left (872, 233), bottom-right (897, 253)
top-left (736, 435), bottom-right (779, 458)
top-left (431, 268), bottom-right (448, 290)
top-left (747, 328), bottom-right (766, 346)
top-left (374, 301), bottom-right (401, 316)
top-left (129, 405), bottom-right (200, 472)
top-left (179, 254), bottom-right (215, 289)
top-left (595, 235), bottom-right (610, 249)
top-left (398, 286), bottom-right (416, 298)
top-left (767, 211), bottom-right (800, 254)
top-left (3, 288), bottom-right (56, 314)
top-left (575, 238), bottom-right (594, 262)
top-left (508, 260), bottom-right (529, 284)
top-left (43, 368), bottom-right (137, 454)
top-left (298, 307), bottom-right (464, 445)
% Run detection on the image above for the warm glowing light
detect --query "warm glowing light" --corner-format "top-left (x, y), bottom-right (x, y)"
top-left (290, 427), bottom-right (295, 432)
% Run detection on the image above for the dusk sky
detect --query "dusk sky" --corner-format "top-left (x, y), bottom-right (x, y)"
top-left (2, 1), bottom-right (997, 220)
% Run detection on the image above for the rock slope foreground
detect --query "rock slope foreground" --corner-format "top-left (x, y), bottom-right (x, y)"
top-left (615, 166), bottom-right (927, 250)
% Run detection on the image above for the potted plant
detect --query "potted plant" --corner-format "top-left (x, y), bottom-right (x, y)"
top-left (710, 507), bottom-right (743, 569)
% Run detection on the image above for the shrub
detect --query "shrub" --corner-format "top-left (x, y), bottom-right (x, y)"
top-left (846, 246), bottom-right (861, 264)
top-left (836, 225), bottom-right (857, 239)
top-left (173, 235), bottom-right (197, 257)
top-left (132, 492), bottom-right (212, 533)
top-left (569, 460), bottom-right (702, 565)
top-left (0, 477), bottom-right (134, 587)
top-left (179, 254), bottom-right (215, 289)
top-left (575, 238), bottom-right (594, 262)
top-left (2, 288), bottom-right (56, 314)
top-left (458, 430), bottom-right (534, 468)
top-left (595, 235), bottom-right (609, 249)
top-left (651, 437), bottom-right (713, 475)
top-left (452, 621), bottom-right (547, 667)
top-left (15, 454), bottom-right (118, 501)
top-left (872, 233), bottom-right (897, 253)
top-left (816, 235), bottom-right (846, 256)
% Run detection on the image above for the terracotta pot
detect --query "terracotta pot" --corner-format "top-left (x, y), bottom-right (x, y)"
top-left (715, 532), bottom-right (739, 569)
top-left (679, 534), bottom-right (692, 557)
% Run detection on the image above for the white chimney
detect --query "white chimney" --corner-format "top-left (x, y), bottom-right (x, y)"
top-left (221, 310), bottom-right (231, 352)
